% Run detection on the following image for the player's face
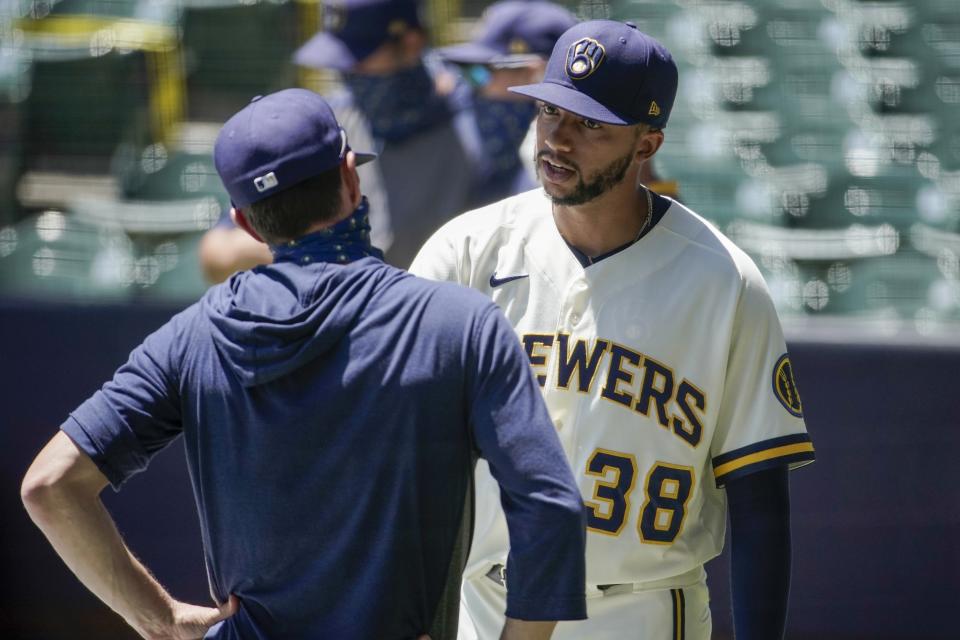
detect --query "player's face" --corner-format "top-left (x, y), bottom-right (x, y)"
top-left (534, 103), bottom-right (642, 206)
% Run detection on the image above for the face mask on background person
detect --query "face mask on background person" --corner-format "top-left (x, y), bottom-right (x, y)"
top-left (471, 95), bottom-right (538, 182)
top-left (343, 62), bottom-right (452, 144)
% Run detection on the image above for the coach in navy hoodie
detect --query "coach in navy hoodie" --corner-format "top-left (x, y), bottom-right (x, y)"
top-left (20, 88), bottom-right (586, 640)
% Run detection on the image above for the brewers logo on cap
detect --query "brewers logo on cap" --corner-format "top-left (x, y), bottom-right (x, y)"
top-left (509, 38), bottom-right (530, 54)
top-left (772, 354), bottom-right (803, 417)
top-left (565, 37), bottom-right (605, 80)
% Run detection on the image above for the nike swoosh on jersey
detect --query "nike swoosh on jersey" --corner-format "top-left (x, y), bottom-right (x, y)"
top-left (489, 273), bottom-right (529, 287)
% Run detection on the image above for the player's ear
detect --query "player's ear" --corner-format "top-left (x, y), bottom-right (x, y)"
top-left (341, 151), bottom-right (362, 210)
top-left (634, 126), bottom-right (664, 163)
top-left (231, 207), bottom-right (265, 243)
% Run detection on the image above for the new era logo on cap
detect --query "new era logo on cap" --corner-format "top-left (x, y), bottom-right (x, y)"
top-left (509, 19), bottom-right (678, 128)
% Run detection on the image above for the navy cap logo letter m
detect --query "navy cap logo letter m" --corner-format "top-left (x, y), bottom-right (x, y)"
top-left (566, 37), bottom-right (605, 80)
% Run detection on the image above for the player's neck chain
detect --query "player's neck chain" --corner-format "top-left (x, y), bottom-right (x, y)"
top-left (634, 185), bottom-right (654, 243)
top-left (576, 187), bottom-right (655, 267)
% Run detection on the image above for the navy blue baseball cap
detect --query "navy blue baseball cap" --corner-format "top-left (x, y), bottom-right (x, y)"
top-left (509, 20), bottom-right (678, 128)
top-left (439, 1), bottom-right (577, 67)
top-left (294, 0), bottom-right (422, 71)
top-left (214, 89), bottom-right (376, 208)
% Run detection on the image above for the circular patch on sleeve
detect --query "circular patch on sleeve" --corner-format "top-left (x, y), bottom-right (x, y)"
top-left (772, 354), bottom-right (803, 417)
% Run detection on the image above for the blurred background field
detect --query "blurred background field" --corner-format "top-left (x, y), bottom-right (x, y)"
top-left (1, 2), bottom-right (958, 639)
top-left (1, 0), bottom-right (959, 334)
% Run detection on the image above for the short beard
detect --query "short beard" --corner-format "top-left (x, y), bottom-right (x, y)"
top-left (537, 149), bottom-right (634, 206)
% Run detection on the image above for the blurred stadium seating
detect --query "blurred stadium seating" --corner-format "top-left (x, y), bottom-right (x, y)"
top-left (0, 0), bottom-right (957, 318)
top-left (610, 0), bottom-right (960, 333)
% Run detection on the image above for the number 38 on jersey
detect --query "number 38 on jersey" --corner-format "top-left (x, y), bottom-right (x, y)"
top-left (585, 448), bottom-right (694, 544)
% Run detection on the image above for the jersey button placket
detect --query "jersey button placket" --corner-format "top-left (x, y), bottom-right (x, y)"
top-left (563, 278), bottom-right (590, 329)
top-left (558, 278), bottom-right (591, 456)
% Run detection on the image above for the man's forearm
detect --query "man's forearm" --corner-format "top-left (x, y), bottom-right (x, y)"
top-left (22, 464), bottom-right (177, 635)
top-left (499, 617), bottom-right (556, 640)
top-left (198, 227), bottom-right (272, 284)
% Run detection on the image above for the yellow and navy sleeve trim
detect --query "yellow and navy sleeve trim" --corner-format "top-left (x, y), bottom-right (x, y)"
top-left (712, 433), bottom-right (814, 487)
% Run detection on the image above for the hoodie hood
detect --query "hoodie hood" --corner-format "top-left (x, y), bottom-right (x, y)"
top-left (203, 258), bottom-right (391, 387)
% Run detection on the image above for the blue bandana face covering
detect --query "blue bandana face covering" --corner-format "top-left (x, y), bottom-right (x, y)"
top-left (473, 97), bottom-right (538, 182)
top-left (270, 197), bottom-right (384, 265)
top-left (343, 62), bottom-right (452, 143)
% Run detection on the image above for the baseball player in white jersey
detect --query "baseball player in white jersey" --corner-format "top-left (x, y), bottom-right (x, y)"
top-left (410, 20), bottom-right (815, 640)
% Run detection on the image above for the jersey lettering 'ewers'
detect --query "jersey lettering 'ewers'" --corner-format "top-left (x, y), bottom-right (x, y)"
top-left (520, 332), bottom-right (707, 446)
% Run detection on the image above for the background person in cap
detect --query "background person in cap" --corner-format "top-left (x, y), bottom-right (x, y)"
top-left (293, 0), bottom-right (481, 269)
top-left (199, 0), bottom-right (477, 279)
top-left (437, 0), bottom-right (577, 205)
top-left (21, 88), bottom-right (587, 640)
top-left (412, 20), bottom-right (814, 640)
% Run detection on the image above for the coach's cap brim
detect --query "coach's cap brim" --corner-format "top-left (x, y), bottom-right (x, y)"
top-left (294, 32), bottom-right (362, 72)
top-left (509, 81), bottom-right (635, 126)
top-left (438, 42), bottom-right (501, 65)
top-left (353, 150), bottom-right (377, 166)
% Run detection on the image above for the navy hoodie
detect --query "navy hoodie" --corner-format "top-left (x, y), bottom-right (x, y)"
top-left (62, 257), bottom-right (586, 639)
